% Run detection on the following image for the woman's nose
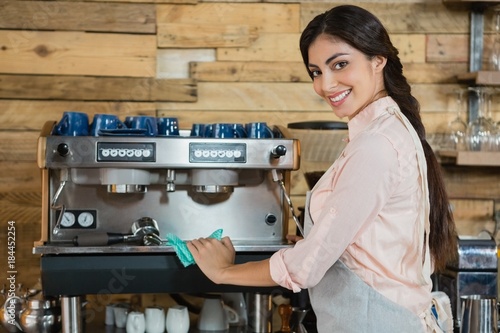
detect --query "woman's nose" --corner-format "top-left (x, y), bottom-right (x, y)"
top-left (322, 72), bottom-right (338, 92)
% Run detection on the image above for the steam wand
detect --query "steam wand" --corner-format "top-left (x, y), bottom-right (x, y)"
top-left (51, 169), bottom-right (69, 235)
top-left (272, 169), bottom-right (304, 237)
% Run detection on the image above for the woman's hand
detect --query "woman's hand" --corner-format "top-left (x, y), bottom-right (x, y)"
top-left (286, 234), bottom-right (304, 243)
top-left (187, 236), bottom-right (235, 284)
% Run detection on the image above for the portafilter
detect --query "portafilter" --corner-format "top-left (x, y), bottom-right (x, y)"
top-left (73, 217), bottom-right (160, 246)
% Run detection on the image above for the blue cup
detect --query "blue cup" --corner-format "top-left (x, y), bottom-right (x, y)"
top-left (190, 123), bottom-right (206, 137)
top-left (157, 117), bottom-right (180, 136)
top-left (53, 111), bottom-right (89, 136)
top-left (125, 116), bottom-right (158, 136)
top-left (232, 123), bottom-right (247, 138)
top-left (246, 122), bottom-right (273, 139)
top-left (90, 114), bottom-right (125, 136)
top-left (203, 124), bottom-right (214, 138)
top-left (212, 123), bottom-right (237, 138)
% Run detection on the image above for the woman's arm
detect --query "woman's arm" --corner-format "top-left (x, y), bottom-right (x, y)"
top-left (187, 236), bottom-right (277, 287)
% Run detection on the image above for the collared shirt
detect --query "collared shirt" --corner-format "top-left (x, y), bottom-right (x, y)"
top-left (270, 96), bottom-right (432, 316)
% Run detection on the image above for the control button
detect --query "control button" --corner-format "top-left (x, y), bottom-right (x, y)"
top-left (234, 150), bottom-right (242, 158)
top-left (126, 149), bottom-right (134, 157)
top-left (226, 150), bottom-right (234, 158)
top-left (110, 149), bottom-right (118, 157)
top-left (218, 150), bottom-right (225, 158)
top-left (56, 143), bottom-right (70, 157)
top-left (143, 149), bottom-right (151, 158)
top-left (202, 150), bottom-right (210, 158)
top-left (118, 149), bottom-right (126, 157)
top-left (271, 145), bottom-right (287, 158)
top-left (101, 149), bottom-right (110, 157)
top-left (210, 151), bottom-right (218, 158)
top-left (194, 150), bottom-right (202, 158)
top-left (134, 150), bottom-right (142, 157)
top-left (265, 214), bottom-right (277, 225)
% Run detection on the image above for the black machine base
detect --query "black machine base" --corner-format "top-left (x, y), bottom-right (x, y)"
top-left (40, 252), bottom-right (283, 296)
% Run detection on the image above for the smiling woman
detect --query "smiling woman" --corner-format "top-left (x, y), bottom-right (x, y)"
top-left (187, 5), bottom-right (457, 333)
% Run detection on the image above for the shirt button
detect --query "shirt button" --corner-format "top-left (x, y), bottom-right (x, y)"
top-left (329, 207), bottom-right (337, 216)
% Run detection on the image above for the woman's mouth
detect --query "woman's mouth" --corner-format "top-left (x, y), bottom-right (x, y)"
top-left (329, 89), bottom-right (351, 103)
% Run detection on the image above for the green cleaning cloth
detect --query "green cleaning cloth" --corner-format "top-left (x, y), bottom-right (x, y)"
top-left (166, 229), bottom-right (223, 267)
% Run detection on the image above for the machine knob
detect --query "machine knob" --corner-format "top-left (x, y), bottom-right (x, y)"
top-left (265, 213), bottom-right (277, 225)
top-left (57, 143), bottom-right (70, 157)
top-left (271, 145), bottom-right (287, 158)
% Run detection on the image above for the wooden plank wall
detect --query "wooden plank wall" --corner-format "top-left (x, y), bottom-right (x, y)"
top-left (0, 0), bottom-right (499, 292)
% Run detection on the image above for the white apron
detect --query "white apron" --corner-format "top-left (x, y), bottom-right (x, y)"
top-left (303, 106), bottom-right (453, 332)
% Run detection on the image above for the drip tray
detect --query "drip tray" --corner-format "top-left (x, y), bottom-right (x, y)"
top-left (34, 240), bottom-right (292, 255)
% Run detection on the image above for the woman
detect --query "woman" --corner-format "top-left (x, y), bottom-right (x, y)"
top-left (187, 5), bottom-right (457, 332)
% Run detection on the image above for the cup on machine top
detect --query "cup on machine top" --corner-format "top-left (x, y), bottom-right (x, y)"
top-left (125, 116), bottom-right (158, 136)
top-left (53, 111), bottom-right (89, 136)
top-left (90, 113), bottom-right (125, 136)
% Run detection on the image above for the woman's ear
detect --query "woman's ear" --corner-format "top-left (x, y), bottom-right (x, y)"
top-left (373, 55), bottom-right (387, 73)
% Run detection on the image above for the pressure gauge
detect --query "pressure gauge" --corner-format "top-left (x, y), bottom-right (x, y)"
top-left (60, 212), bottom-right (76, 227)
top-left (78, 212), bottom-right (94, 227)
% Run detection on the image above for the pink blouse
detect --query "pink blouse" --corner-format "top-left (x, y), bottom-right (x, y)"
top-left (270, 97), bottom-right (432, 316)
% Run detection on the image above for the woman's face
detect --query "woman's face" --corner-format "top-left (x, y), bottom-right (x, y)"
top-left (307, 34), bottom-right (387, 120)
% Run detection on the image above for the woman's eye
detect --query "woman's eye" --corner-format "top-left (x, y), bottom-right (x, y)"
top-left (310, 70), bottom-right (321, 77)
top-left (334, 61), bottom-right (348, 70)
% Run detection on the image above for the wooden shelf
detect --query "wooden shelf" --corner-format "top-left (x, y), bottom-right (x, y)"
top-left (442, 0), bottom-right (500, 6)
top-left (457, 71), bottom-right (500, 85)
top-left (438, 150), bottom-right (500, 166)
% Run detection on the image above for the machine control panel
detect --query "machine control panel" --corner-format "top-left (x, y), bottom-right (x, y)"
top-left (97, 142), bottom-right (156, 162)
top-left (189, 143), bottom-right (246, 163)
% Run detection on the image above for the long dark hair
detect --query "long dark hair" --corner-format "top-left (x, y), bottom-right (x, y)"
top-left (299, 5), bottom-right (457, 272)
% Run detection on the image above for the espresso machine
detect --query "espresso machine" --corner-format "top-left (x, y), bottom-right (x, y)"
top-left (434, 234), bottom-right (498, 330)
top-left (33, 118), bottom-right (300, 332)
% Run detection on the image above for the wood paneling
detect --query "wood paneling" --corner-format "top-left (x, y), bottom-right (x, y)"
top-left (190, 61), bottom-right (311, 82)
top-left (442, 166), bottom-right (500, 199)
top-left (157, 82), bottom-right (328, 112)
top-left (0, 75), bottom-right (197, 102)
top-left (427, 34), bottom-right (469, 62)
top-left (157, 3), bottom-right (300, 33)
top-left (0, 131), bottom-right (39, 162)
top-left (158, 23), bottom-right (258, 48)
top-left (0, 101), bottom-right (157, 131)
top-left (300, 3), bottom-right (469, 33)
top-left (217, 34), bottom-right (302, 62)
top-left (0, 162), bottom-right (41, 192)
top-left (0, 31), bottom-right (156, 77)
top-left (0, 1), bottom-right (156, 33)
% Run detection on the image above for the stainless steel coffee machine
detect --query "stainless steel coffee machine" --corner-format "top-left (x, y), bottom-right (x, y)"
top-left (434, 234), bottom-right (498, 329)
top-left (34, 119), bottom-right (300, 332)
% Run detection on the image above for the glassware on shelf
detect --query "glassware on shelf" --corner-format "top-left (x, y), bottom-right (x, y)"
top-left (441, 88), bottom-right (468, 151)
top-left (490, 6), bottom-right (500, 70)
top-left (486, 88), bottom-right (500, 151)
top-left (465, 87), bottom-right (495, 151)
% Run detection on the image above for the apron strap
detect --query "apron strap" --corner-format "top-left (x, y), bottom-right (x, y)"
top-left (387, 106), bottom-right (432, 285)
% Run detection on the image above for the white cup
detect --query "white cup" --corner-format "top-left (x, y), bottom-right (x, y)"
top-left (222, 293), bottom-right (248, 327)
top-left (166, 305), bottom-right (189, 333)
top-left (145, 306), bottom-right (165, 333)
top-left (126, 311), bottom-right (146, 333)
top-left (198, 298), bottom-right (239, 331)
top-left (113, 304), bottom-right (130, 328)
top-left (105, 304), bottom-right (115, 326)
